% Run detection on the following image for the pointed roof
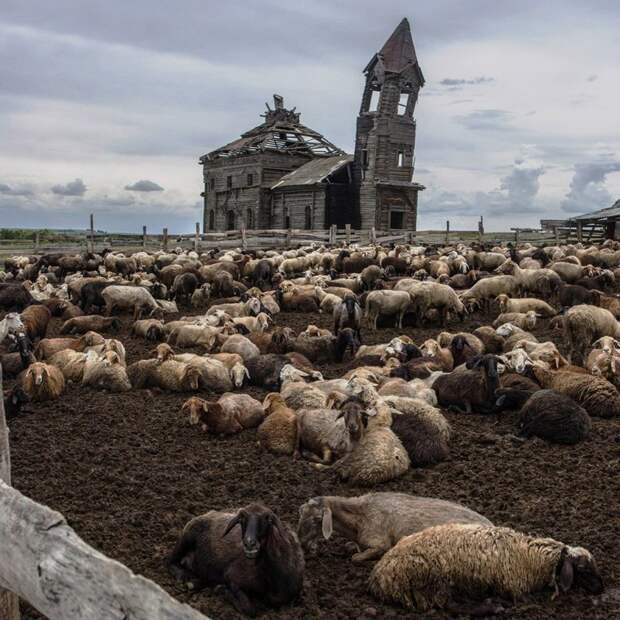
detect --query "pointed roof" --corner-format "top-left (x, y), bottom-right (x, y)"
top-left (380, 18), bottom-right (417, 73)
top-left (364, 18), bottom-right (424, 85)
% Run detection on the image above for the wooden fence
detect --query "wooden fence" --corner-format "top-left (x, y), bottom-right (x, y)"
top-left (0, 366), bottom-right (209, 620)
top-left (0, 219), bottom-right (567, 261)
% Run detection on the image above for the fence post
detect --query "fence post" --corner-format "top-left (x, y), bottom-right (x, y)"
top-left (34, 231), bottom-right (40, 254)
top-left (194, 222), bottom-right (200, 253)
top-left (162, 228), bottom-right (168, 251)
top-left (478, 216), bottom-right (484, 243)
top-left (142, 226), bottom-right (147, 250)
top-left (0, 365), bottom-right (21, 620)
top-left (345, 224), bottom-right (351, 244)
top-left (445, 220), bottom-right (450, 245)
top-left (370, 226), bottom-right (376, 244)
top-left (576, 221), bottom-right (583, 243)
top-left (241, 227), bottom-right (247, 251)
top-left (515, 229), bottom-right (520, 245)
top-left (89, 214), bottom-right (95, 253)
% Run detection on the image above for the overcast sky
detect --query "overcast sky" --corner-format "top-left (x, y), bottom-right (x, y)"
top-left (2, 0), bottom-right (620, 232)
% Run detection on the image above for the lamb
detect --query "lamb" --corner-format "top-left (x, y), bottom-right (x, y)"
top-left (17, 304), bottom-right (51, 342)
top-left (60, 315), bottom-right (121, 335)
top-left (564, 304), bottom-right (620, 364)
top-left (433, 354), bottom-right (501, 414)
top-left (297, 493), bottom-right (491, 561)
top-left (190, 282), bottom-right (212, 308)
top-left (369, 523), bottom-right (603, 612)
top-left (181, 393), bottom-right (263, 434)
top-left (493, 310), bottom-right (538, 330)
top-left (131, 318), bottom-right (166, 342)
top-left (389, 398), bottom-right (452, 465)
top-left (495, 294), bottom-right (556, 317)
top-left (166, 503), bottom-right (304, 616)
top-left (0, 312), bottom-right (23, 344)
top-left (102, 285), bottom-right (162, 320)
top-left (257, 393), bottom-right (298, 455)
top-left (294, 398), bottom-right (369, 465)
top-left (333, 425), bottom-right (410, 485)
top-left (365, 290), bottom-right (412, 329)
top-left (532, 365), bottom-right (620, 418)
top-left (21, 362), bottom-right (65, 402)
top-left (517, 389), bottom-right (591, 444)
top-left (81, 350), bottom-right (131, 392)
top-left (127, 359), bottom-right (201, 391)
top-left (35, 331), bottom-right (105, 360)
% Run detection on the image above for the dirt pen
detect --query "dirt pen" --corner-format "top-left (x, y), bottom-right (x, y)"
top-left (4, 303), bottom-right (620, 618)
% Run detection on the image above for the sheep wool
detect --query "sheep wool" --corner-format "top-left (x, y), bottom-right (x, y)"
top-left (369, 524), bottom-right (564, 611)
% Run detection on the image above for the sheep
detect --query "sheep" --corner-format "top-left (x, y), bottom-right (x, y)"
top-left (181, 393), bottom-right (263, 433)
top-left (131, 318), bottom-right (165, 342)
top-left (166, 503), bottom-right (304, 616)
top-left (0, 282), bottom-right (36, 310)
top-left (517, 390), bottom-right (591, 444)
top-left (419, 339), bottom-right (454, 371)
top-left (333, 296), bottom-right (363, 340)
top-left (233, 312), bottom-right (270, 334)
top-left (3, 386), bottom-right (30, 420)
top-left (21, 362), bottom-right (65, 402)
top-left (409, 282), bottom-right (466, 326)
top-left (493, 310), bottom-right (538, 330)
top-left (288, 334), bottom-right (335, 364)
top-left (257, 393), bottom-right (298, 455)
top-left (334, 425), bottom-right (410, 485)
top-left (532, 365), bottom-right (620, 418)
top-left (512, 340), bottom-right (567, 369)
top-left (369, 523), bottom-right (603, 612)
top-left (60, 315), bottom-right (121, 335)
top-left (102, 285), bottom-right (162, 320)
top-left (315, 287), bottom-right (343, 313)
top-left (495, 294), bottom-right (557, 317)
top-left (459, 276), bottom-right (519, 313)
top-left (167, 324), bottom-right (219, 350)
top-left (365, 290), bottom-right (412, 329)
top-left (437, 332), bottom-right (484, 367)
top-left (334, 328), bottom-right (360, 363)
top-left (127, 359), bottom-right (201, 392)
top-left (81, 350), bottom-right (131, 392)
top-left (168, 354), bottom-right (233, 392)
top-left (433, 354), bottom-right (501, 414)
top-left (472, 325), bottom-right (505, 354)
top-left (19, 304), bottom-right (52, 341)
top-left (389, 398), bottom-right (452, 465)
top-left (207, 297), bottom-right (261, 318)
top-left (564, 304), bottom-right (620, 364)
top-left (298, 324), bottom-right (332, 339)
top-left (191, 282), bottom-right (212, 308)
top-left (274, 288), bottom-right (319, 313)
top-left (0, 312), bottom-right (24, 344)
top-left (294, 398), bottom-right (369, 465)
top-left (35, 331), bottom-right (105, 360)
top-left (281, 379), bottom-right (328, 411)
top-left (496, 260), bottom-right (562, 299)
top-left (297, 493), bottom-right (491, 561)
top-left (220, 334), bottom-right (261, 361)
top-left (85, 338), bottom-right (127, 367)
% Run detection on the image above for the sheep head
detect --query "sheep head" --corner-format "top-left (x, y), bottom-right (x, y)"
top-left (183, 365), bottom-right (202, 390)
top-left (297, 497), bottom-right (332, 554)
top-left (182, 397), bottom-right (207, 426)
top-left (279, 364), bottom-right (309, 385)
top-left (230, 362), bottom-right (250, 388)
top-left (155, 343), bottom-right (174, 362)
top-left (223, 503), bottom-right (282, 560)
top-left (558, 546), bottom-right (603, 595)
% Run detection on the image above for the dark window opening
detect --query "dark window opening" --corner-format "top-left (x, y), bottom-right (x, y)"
top-left (304, 206), bottom-right (312, 230)
top-left (390, 211), bottom-right (404, 229)
top-left (283, 207), bottom-right (290, 229)
top-left (247, 173), bottom-right (253, 186)
top-left (362, 149), bottom-right (369, 169)
top-left (279, 132), bottom-right (287, 141)
top-left (226, 176), bottom-right (232, 189)
top-left (208, 210), bottom-right (215, 230)
top-left (369, 89), bottom-right (380, 112)
top-left (246, 208), bottom-right (254, 229)
top-left (226, 210), bottom-right (235, 230)
top-left (210, 178), bottom-right (215, 191)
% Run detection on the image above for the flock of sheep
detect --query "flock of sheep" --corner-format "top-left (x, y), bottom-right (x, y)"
top-left (2, 237), bottom-right (619, 616)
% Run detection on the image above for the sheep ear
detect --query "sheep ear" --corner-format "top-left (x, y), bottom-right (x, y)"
top-left (559, 555), bottom-right (575, 592)
top-left (244, 366), bottom-right (250, 379)
top-left (223, 513), bottom-right (242, 538)
top-left (321, 507), bottom-right (333, 540)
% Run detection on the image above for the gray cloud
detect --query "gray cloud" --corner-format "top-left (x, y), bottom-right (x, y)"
top-left (440, 76), bottom-right (495, 87)
top-left (500, 163), bottom-right (545, 208)
top-left (125, 179), bottom-right (164, 192)
top-left (51, 178), bottom-right (87, 196)
top-left (455, 109), bottom-right (514, 131)
top-left (0, 183), bottom-right (33, 196)
top-left (587, 74), bottom-right (598, 82)
top-left (562, 161), bottom-right (620, 213)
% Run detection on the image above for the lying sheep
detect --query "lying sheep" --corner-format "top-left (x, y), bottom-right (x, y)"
top-left (48, 349), bottom-right (90, 382)
top-left (181, 394), bottom-right (263, 434)
top-left (258, 393), bottom-right (298, 455)
top-left (35, 331), bottom-right (105, 360)
top-left (127, 359), bottom-right (201, 391)
top-left (207, 297), bottom-right (261, 318)
top-left (369, 523), bottom-right (603, 612)
top-left (167, 323), bottom-right (219, 350)
top-left (472, 326), bottom-right (505, 354)
top-left (21, 362), bottom-right (65, 402)
top-left (81, 350), bottom-right (131, 392)
top-left (496, 294), bottom-right (556, 317)
top-left (60, 315), bottom-right (121, 335)
top-left (297, 493), bottom-right (491, 561)
top-left (532, 365), bottom-right (620, 418)
top-left (493, 311), bottom-right (537, 330)
top-left (233, 312), bottom-right (270, 334)
top-left (131, 318), bottom-right (165, 342)
top-left (220, 334), bottom-right (261, 361)
top-left (518, 389), bottom-right (591, 444)
top-left (167, 354), bottom-right (233, 392)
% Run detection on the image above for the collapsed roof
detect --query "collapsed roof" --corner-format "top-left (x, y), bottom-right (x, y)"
top-left (201, 95), bottom-right (345, 162)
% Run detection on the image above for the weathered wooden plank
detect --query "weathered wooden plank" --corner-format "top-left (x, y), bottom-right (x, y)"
top-left (0, 476), bottom-right (208, 620)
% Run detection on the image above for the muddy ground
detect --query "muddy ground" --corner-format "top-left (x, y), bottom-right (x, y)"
top-left (5, 307), bottom-right (620, 619)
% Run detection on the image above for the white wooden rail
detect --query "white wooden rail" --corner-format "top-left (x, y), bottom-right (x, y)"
top-left (0, 365), bottom-right (209, 620)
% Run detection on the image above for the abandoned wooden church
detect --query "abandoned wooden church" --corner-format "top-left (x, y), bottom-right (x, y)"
top-left (200, 18), bottom-right (425, 232)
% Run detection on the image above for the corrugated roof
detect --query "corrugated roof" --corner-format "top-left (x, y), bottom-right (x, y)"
top-left (573, 200), bottom-right (620, 220)
top-left (271, 155), bottom-right (353, 189)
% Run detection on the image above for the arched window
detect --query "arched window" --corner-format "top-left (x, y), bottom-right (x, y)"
top-left (283, 206), bottom-right (290, 229)
top-left (226, 210), bottom-right (235, 231)
top-left (304, 206), bottom-right (312, 230)
top-left (246, 208), bottom-right (254, 230)
top-left (208, 209), bottom-right (215, 230)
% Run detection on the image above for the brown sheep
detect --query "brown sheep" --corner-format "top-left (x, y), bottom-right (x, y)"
top-left (60, 315), bottom-right (121, 335)
top-left (35, 331), bottom-right (105, 360)
top-left (20, 304), bottom-right (52, 341)
top-left (181, 394), bottom-right (264, 434)
top-left (257, 393), bottom-right (298, 455)
top-left (21, 362), bottom-right (65, 402)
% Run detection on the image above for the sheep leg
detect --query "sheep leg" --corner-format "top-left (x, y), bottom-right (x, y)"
top-left (351, 546), bottom-right (387, 563)
top-left (219, 582), bottom-right (258, 617)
